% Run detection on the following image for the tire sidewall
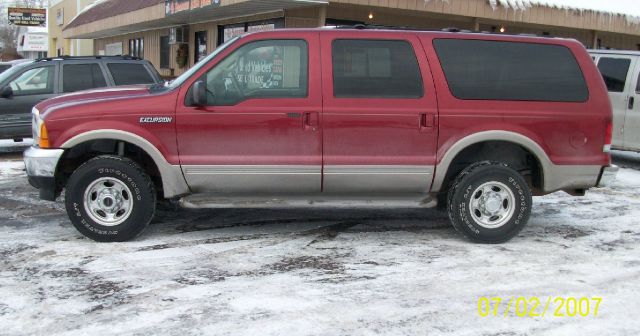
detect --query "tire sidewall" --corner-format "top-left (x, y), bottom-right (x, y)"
top-left (65, 157), bottom-right (155, 242)
top-left (450, 165), bottom-right (532, 243)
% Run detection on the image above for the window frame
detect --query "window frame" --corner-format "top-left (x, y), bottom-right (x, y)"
top-left (60, 62), bottom-right (108, 93)
top-left (8, 65), bottom-right (56, 96)
top-left (106, 62), bottom-right (156, 86)
top-left (128, 38), bottom-right (144, 59)
top-left (596, 57), bottom-right (632, 93)
top-left (189, 38), bottom-right (310, 107)
top-left (160, 35), bottom-right (170, 69)
top-left (433, 38), bottom-right (590, 102)
top-left (331, 38), bottom-right (424, 99)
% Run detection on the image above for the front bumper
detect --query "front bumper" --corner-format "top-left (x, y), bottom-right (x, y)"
top-left (597, 165), bottom-right (619, 188)
top-left (24, 146), bottom-right (65, 201)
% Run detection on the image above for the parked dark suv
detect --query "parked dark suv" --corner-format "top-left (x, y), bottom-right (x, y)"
top-left (0, 56), bottom-right (162, 140)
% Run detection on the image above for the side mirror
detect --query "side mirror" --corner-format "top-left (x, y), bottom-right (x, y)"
top-left (0, 86), bottom-right (13, 99)
top-left (192, 80), bottom-right (207, 107)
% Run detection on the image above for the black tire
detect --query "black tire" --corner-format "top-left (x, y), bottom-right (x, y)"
top-left (447, 161), bottom-right (532, 243)
top-left (64, 155), bottom-right (156, 242)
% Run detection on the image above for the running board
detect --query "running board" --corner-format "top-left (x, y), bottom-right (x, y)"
top-left (179, 194), bottom-right (438, 209)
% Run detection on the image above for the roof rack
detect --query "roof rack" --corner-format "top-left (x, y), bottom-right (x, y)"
top-left (333, 24), bottom-right (549, 38)
top-left (34, 55), bottom-right (142, 62)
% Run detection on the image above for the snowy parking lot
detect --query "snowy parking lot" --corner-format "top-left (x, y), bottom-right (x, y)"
top-left (0, 140), bottom-right (639, 335)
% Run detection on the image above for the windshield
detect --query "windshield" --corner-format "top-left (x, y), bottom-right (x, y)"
top-left (0, 61), bottom-right (33, 84)
top-left (166, 36), bottom-right (240, 90)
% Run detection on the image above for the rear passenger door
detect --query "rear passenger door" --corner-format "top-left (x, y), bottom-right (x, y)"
top-left (596, 56), bottom-right (636, 149)
top-left (60, 62), bottom-right (108, 93)
top-left (320, 32), bottom-right (438, 193)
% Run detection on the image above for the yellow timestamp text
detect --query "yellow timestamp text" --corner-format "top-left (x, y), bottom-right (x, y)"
top-left (477, 296), bottom-right (602, 318)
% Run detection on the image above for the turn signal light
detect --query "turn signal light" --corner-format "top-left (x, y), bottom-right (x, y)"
top-left (39, 123), bottom-right (50, 148)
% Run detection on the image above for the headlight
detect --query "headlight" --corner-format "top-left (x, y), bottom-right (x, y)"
top-left (31, 107), bottom-right (40, 141)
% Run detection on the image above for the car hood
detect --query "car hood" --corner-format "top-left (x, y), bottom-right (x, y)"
top-left (36, 85), bottom-right (153, 115)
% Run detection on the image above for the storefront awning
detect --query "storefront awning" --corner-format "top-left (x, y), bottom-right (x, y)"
top-left (64, 0), bottom-right (328, 39)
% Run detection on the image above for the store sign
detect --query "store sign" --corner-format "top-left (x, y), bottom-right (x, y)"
top-left (8, 7), bottom-right (47, 27)
top-left (223, 26), bottom-right (245, 43)
top-left (165, 0), bottom-right (220, 16)
top-left (247, 24), bottom-right (276, 33)
top-left (20, 33), bottom-right (48, 51)
top-left (105, 42), bottom-right (123, 56)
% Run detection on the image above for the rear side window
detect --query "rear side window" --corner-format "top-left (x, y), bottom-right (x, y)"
top-left (107, 63), bottom-right (155, 85)
top-left (433, 39), bottom-right (589, 102)
top-left (332, 39), bottom-right (423, 98)
top-left (63, 63), bottom-right (107, 93)
top-left (0, 65), bottom-right (10, 74)
top-left (597, 57), bottom-right (631, 93)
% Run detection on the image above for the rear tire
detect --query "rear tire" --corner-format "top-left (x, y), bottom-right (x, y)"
top-left (64, 155), bottom-right (156, 242)
top-left (447, 161), bottom-right (532, 243)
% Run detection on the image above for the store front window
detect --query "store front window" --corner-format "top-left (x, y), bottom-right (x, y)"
top-left (194, 31), bottom-right (207, 64)
top-left (217, 18), bottom-right (284, 46)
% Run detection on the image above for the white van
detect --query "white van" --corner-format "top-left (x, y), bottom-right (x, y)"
top-left (590, 50), bottom-right (640, 152)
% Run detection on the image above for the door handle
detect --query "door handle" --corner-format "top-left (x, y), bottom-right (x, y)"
top-left (420, 113), bottom-right (435, 130)
top-left (629, 96), bottom-right (635, 110)
top-left (304, 112), bottom-right (318, 131)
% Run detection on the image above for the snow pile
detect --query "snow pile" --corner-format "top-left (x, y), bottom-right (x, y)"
top-left (488, 0), bottom-right (640, 24)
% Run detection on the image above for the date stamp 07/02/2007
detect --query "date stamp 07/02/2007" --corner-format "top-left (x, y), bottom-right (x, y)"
top-left (477, 297), bottom-right (603, 318)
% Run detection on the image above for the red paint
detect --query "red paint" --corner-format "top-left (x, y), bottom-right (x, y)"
top-left (36, 29), bottom-right (613, 189)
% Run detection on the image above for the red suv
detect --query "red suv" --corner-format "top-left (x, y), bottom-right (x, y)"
top-left (24, 28), bottom-right (618, 243)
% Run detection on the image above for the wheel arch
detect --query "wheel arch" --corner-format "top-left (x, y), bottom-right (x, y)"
top-left (60, 129), bottom-right (189, 198)
top-left (432, 131), bottom-right (552, 193)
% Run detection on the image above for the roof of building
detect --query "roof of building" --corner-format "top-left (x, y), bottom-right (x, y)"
top-left (65, 0), bottom-right (163, 30)
top-left (490, 0), bottom-right (640, 24)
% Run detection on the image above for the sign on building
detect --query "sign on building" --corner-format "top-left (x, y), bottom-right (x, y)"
top-left (8, 7), bottom-right (47, 27)
top-left (20, 33), bottom-right (48, 52)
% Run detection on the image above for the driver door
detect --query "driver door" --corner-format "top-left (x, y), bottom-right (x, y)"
top-left (1, 65), bottom-right (58, 137)
top-left (176, 33), bottom-right (322, 194)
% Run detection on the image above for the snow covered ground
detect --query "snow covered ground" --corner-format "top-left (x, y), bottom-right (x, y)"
top-left (0, 149), bottom-right (639, 335)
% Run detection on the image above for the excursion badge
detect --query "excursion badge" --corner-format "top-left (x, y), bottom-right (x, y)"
top-left (139, 116), bottom-right (173, 123)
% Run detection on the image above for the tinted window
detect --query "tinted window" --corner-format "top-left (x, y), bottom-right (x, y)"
top-left (107, 63), bottom-right (155, 85)
top-left (433, 39), bottom-right (589, 102)
top-left (63, 63), bottom-right (107, 93)
top-left (0, 65), bottom-right (11, 74)
top-left (636, 73), bottom-right (640, 93)
top-left (332, 39), bottom-right (423, 98)
top-left (9, 66), bottom-right (55, 96)
top-left (200, 39), bottom-right (308, 106)
top-left (597, 57), bottom-right (631, 93)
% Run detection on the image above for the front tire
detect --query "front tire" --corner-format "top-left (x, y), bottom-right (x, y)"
top-left (447, 161), bottom-right (532, 243)
top-left (64, 155), bottom-right (156, 242)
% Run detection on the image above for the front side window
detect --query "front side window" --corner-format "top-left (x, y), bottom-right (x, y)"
top-left (597, 57), bottom-right (631, 93)
top-left (63, 63), bottom-right (107, 93)
top-left (332, 39), bottom-right (423, 98)
top-left (433, 39), bottom-right (589, 102)
top-left (199, 39), bottom-right (308, 106)
top-left (8, 66), bottom-right (54, 96)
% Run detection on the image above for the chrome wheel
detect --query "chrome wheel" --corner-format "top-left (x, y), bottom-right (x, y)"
top-left (83, 177), bottom-right (133, 227)
top-left (469, 181), bottom-right (516, 229)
